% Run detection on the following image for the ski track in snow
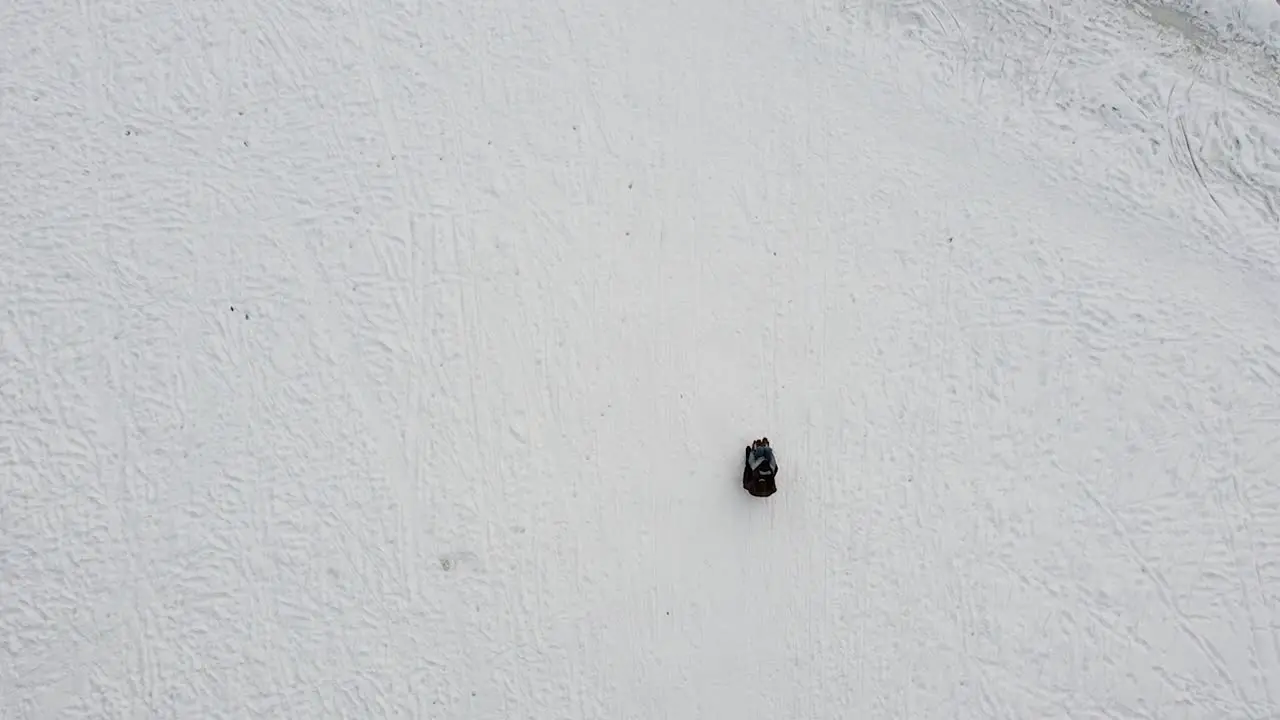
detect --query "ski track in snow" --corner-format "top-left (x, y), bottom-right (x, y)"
top-left (2, 0), bottom-right (1279, 717)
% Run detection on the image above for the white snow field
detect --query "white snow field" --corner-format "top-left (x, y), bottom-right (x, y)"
top-left (4, 0), bottom-right (1280, 716)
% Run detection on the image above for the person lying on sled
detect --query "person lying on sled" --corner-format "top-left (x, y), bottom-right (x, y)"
top-left (743, 437), bottom-right (778, 498)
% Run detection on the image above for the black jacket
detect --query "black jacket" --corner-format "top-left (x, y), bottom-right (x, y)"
top-left (743, 445), bottom-right (778, 497)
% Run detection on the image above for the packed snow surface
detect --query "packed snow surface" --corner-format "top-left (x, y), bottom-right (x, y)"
top-left (4, 0), bottom-right (1280, 717)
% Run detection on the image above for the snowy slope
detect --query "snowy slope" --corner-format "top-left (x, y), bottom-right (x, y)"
top-left (4, 0), bottom-right (1280, 717)
top-left (1154, 0), bottom-right (1280, 53)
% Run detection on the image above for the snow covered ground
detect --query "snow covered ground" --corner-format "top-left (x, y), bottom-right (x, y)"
top-left (4, 0), bottom-right (1280, 717)
top-left (1162, 0), bottom-right (1280, 52)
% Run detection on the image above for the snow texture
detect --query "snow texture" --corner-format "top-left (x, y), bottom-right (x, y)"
top-left (3, 0), bottom-right (1280, 717)
top-left (1157, 0), bottom-right (1280, 52)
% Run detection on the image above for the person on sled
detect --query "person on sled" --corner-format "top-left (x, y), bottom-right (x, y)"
top-left (743, 437), bottom-right (778, 498)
